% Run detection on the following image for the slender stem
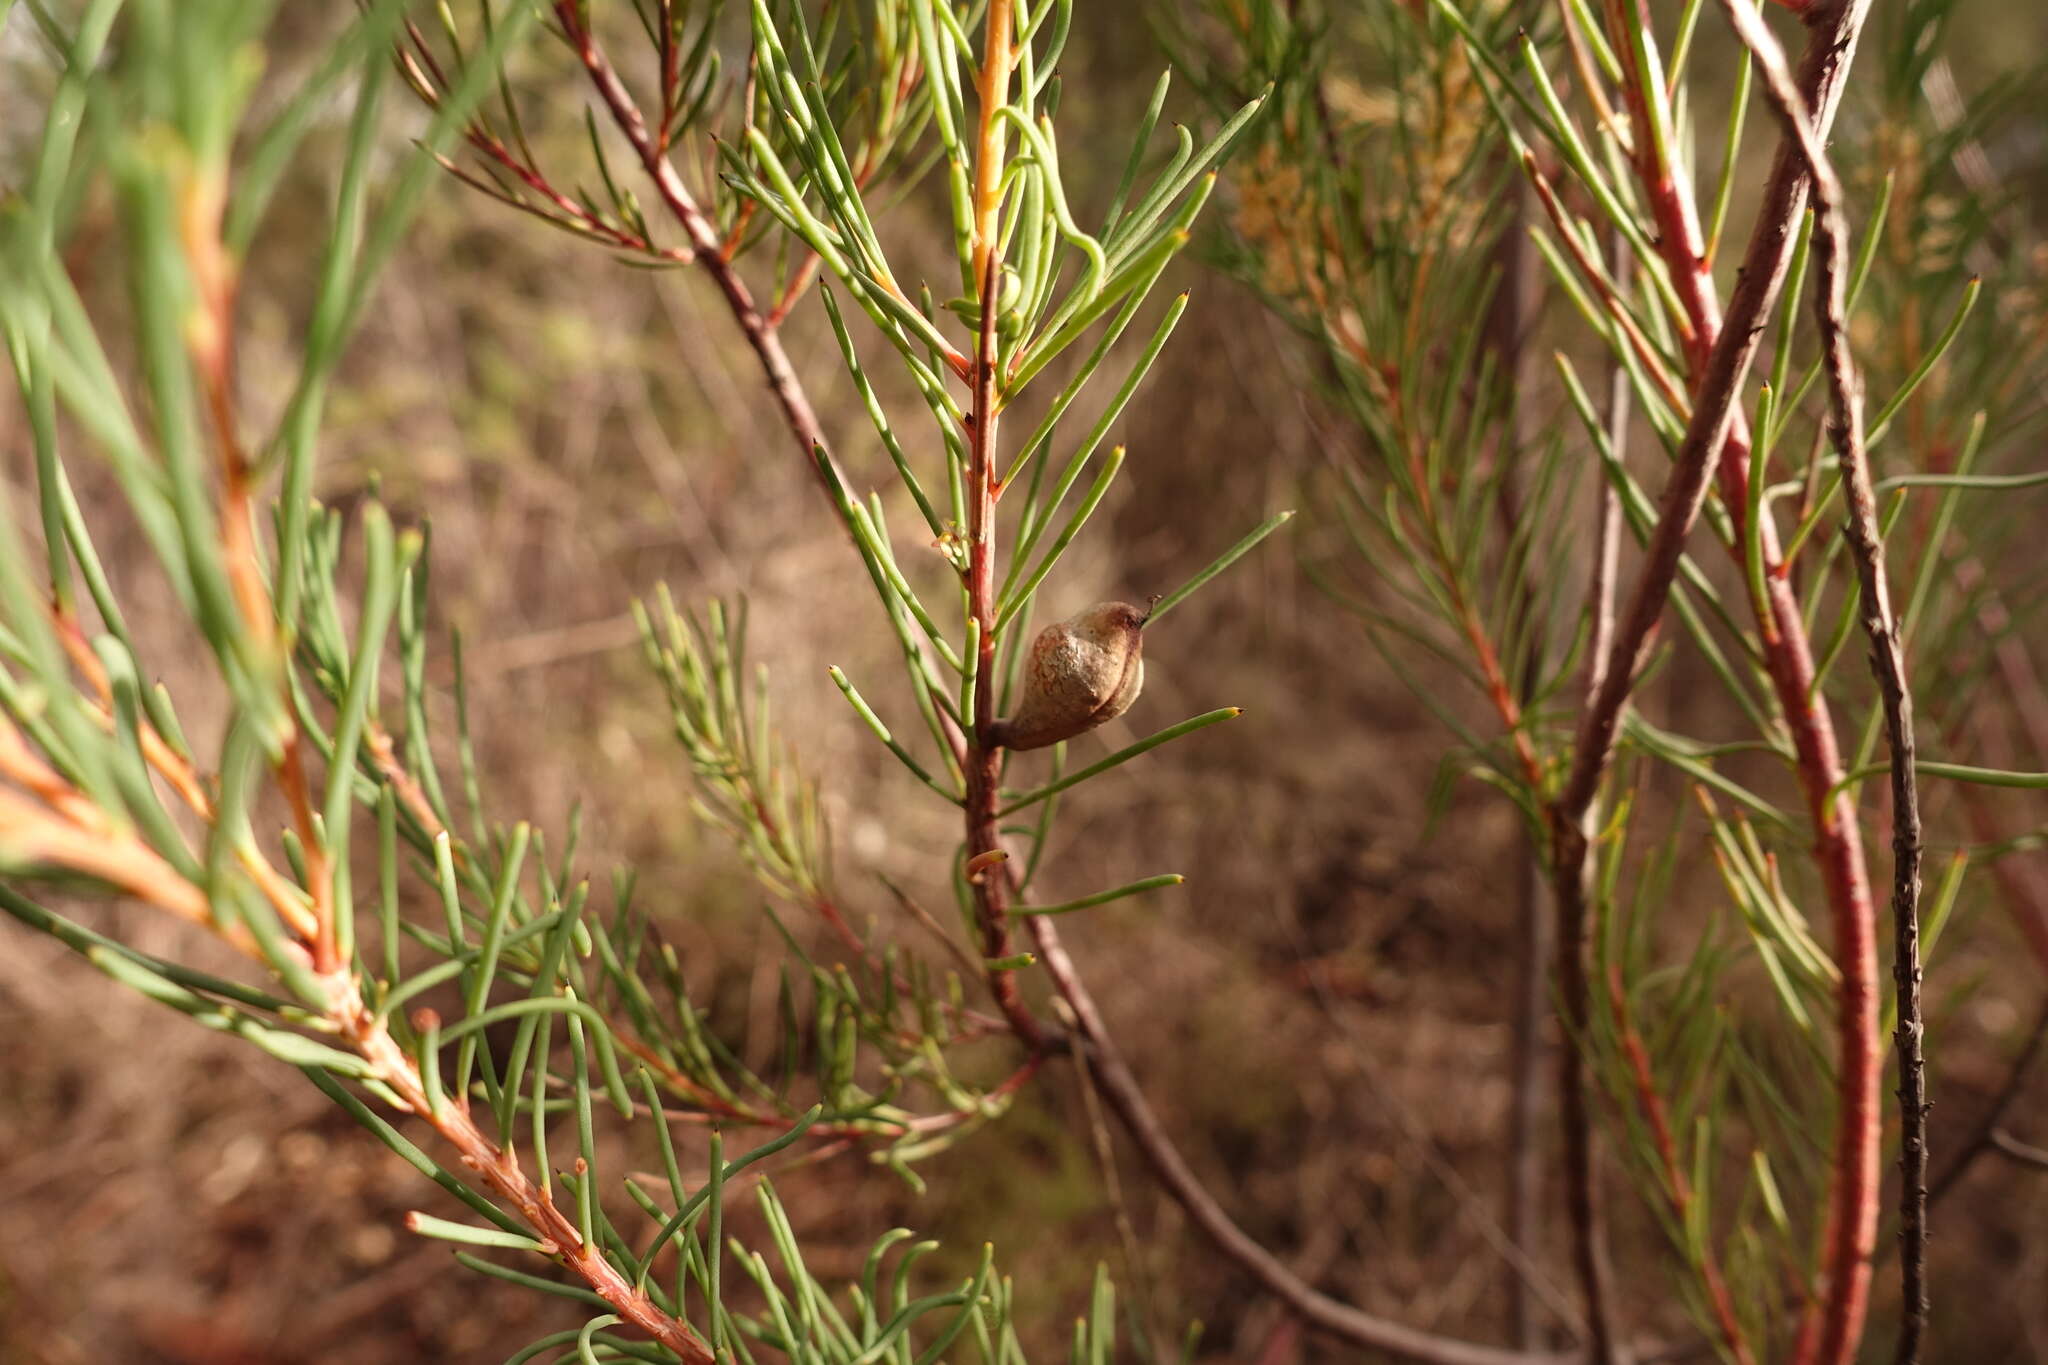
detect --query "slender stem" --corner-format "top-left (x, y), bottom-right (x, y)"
top-left (1606, 966), bottom-right (1757, 1365)
top-left (181, 168), bottom-right (340, 972)
top-left (960, 0), bottom-right (1048, 1051)
top-left (1549, 227), bottom-right (1636, 1365)
top-left (1718, 8), bottom-right (1927, 1356)
top-left (969, 0), bottom-right (1016, 287)
top-left (558, 5), bottom-right (845, 500)
top-left (1551, 7), bottom-right (1881, 1363)
top-left (329, 985), bottom-right (714, 1363)
top-left (1024, 913), bottom-right (1572, 1365)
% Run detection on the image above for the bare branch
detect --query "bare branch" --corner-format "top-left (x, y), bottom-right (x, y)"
top-left (1716, 4), bottom-right (1927, 1358)
top-left (554, 4), bottom-right (847, 502)
top-left (1025, 914), bottom-right (1575, 1365)
top-left (1546, 7), bottom-right (1883, 1363)
top-left (1989, 1128), bottom-right (2048, 1171)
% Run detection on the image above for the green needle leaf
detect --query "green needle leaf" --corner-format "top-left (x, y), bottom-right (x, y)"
top-left (1011, 874), bottom-right (1184, 917)
top-left (997, 708), bottom-right (1241, 817)
top-left (1146, 510), bottom-right (1294, 625)
top-left (404, 1212), bottom-right (556, 1254)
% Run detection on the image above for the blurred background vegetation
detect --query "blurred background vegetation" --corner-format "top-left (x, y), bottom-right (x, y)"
top-left (2, 2), bottom-right (2045, 1362)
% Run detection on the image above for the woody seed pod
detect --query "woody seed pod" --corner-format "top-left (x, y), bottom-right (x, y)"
top-left (984, 601), bottom-right (1148, 751)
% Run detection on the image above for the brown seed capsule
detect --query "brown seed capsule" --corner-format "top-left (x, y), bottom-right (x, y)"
top-left (984, 601), bottom-right (1147, 751)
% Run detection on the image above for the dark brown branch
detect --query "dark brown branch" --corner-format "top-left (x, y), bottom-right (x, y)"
top-left (1988, 1128), bottom-right (2048, 1171)
top-left (1492, 182), bottom-right (1558, 1350)
top-left (1716, 6), bottom-right (1927, 1359)
top-left (1548, 6), bottom-right (1881, 1363)
top-left (1024, 914), bottom-right (1573, 1365)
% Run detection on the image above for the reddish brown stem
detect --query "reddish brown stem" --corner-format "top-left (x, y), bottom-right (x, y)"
top-left (181, 168), bottom-right (340, 973)
top-left (334, 991), bottom-right (713, 1364)
top-left (1606, 966), bottom-right (1758, 1365)
top-left (1719, 8), bottom-right (1928, 1353)
top-left (1554, 6), bottom-right (1881, 1363)
top-left (558, 5), bottom-right (839, 501)
top-left (959, 8), bottom-right (1050, 1051)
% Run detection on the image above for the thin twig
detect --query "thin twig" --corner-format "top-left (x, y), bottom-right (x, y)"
top-left (960, 3), bottom-right (1052, 1050)
top-left (1551, 6), bottom-right (1883, 1363)
top-left (555, 4), bottom-right (846, 501)
top-left (1988, 1128), bottom-right (2048, 1170)
top-left (1547, 226), bottom-right (1635, 1365)
top-left (180, 168), bottom-right (340, 973)
top-left (1606, 966), bottom-right (1758, 1365)
top-left (1717, 6), bottom-right (1926, 1359)
top-left (1927, 997), bottom-right (2047, 1206)
top-left (1024, 914), bottom-right (1573, 1365)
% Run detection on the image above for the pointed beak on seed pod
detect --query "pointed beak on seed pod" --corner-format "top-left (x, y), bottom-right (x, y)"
top-left (984, 601), bottom-right (1148, 752)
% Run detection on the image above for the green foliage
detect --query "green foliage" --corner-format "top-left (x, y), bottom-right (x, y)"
top-left (1164, 0), bottom-right (2048, 1355)
top-left (0, 2), bottom-right (1221, 1356)
top-left (722, 0), bottom-right (1281, 924)
top-left (8, 0), bottom-right (2039, 1359)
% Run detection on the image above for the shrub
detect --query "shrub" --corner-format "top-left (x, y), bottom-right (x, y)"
top-left (2, 2), bottom-right (2043, 1362)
